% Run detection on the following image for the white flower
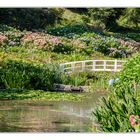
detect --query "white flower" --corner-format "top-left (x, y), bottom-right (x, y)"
top-left (108, 79), bottom-right (115, 86)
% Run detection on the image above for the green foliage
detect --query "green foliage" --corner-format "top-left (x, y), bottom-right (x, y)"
top-left (0, 8), bottom-right (63, 30)
top-left (0, 89), bottom-right (84, 101)
top-left (119, 53), bottom-right (140, 85)
top-left (74, 32), bottom-right (130, 58)
top-left (48, 25), bottom-right (137, 58)
top-left (47, 24), bottom-right (91, 38)
top-left (0, 59), bottom-right (62, 90)
top-left (93, 53), bottom-right (140, 132)
top-left (88, 8), bottom-right (124, 29)
top-left (61, 72), bottom-right (97, 86)
top-left (0, 8), bottom-right (139, 31)
top-left (53, 43), bottom-right (74, 54)
top-left (0, 8), bottom-right (140, 105)
top-left (61, 72), bottom-right (111, 92)
top-left (119, 8), bottom-right (140, 28)
top-left (88, 8), bottom-right (140, 30)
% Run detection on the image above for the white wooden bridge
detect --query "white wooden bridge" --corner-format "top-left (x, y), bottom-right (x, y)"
top-left (60, 60), bottom-right (126, 73)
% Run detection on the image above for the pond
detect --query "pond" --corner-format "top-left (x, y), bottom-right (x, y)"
top-left (0, 91), bottom-right (106, 132)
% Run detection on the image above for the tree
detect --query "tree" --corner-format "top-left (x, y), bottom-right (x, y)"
top-left (0, 8), bottom-right (64, 30)
top-left (88, 8), bottom-right (125, 29)
top-left (121, 8), bottom-right (140, 28)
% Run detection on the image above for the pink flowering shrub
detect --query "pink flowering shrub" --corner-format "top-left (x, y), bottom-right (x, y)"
top-left (118, 39), bottom-right (140, 53)
top-left (0, 29), bottom-right (86, 54)
top-left (21, 31), bottom-right (86, 53)
top-left (0, 34), bottom-right (8, 45)
top-left (22, 32), bottom-right (64, 51)
top-left (0, 29), bottom-right (24, 47)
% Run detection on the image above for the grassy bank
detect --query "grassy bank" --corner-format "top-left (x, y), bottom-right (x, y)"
top-left (0, 71), bottom-right (110, 101)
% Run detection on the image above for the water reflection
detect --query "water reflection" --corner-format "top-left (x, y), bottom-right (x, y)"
top-left (0, 92), bottom-right (105, 132)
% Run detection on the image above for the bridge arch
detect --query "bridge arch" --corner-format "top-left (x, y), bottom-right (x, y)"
top-left (60, 60), bottom-right (126, 73)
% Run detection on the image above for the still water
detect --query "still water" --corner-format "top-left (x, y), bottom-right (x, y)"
top-left (0, 92), bottom-right (105, 132)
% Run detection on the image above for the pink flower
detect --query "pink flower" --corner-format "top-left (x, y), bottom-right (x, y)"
top-left (0, 34), bottom-right (8, 43)
top-left (49, 37), bottom-right (61, 45)
top-left (79, 44), bottom-right (85, 48)
top-left (129, 115), bottom-right (139, 127)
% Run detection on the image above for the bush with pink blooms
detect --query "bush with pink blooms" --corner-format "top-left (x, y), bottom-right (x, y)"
top-left (0, 34), bottom-right (8, 45)
top-left (21, 32), bottom-right (75, 53)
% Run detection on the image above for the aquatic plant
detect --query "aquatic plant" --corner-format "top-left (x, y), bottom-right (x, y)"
top-left (0, 89), bottom-right (84, 101)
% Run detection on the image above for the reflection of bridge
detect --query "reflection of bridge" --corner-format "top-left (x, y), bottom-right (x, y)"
top-left (60, 60), bottom-right (126, 73)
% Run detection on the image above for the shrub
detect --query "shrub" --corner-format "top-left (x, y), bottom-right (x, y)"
top-left (21, 31), bottom-right (82, 54)
top-left (53, 43), bottom-right (74, 54)
top-left (93, 53), bottom-right (140, 132)
top-left (0, 59), bottom-right (62, 90)
top-left (0, 8), bottom-right (61, 30)
top-left (61, 72), bottom-right (98, 86)
top-left (62, 73), bottom-right (88, 86)
top-left (47, 24), bottom-right (91, 38)
top-left (88, 8), bottom-right (124, 29)
top-left (77, 32), bottom-right (131, 58)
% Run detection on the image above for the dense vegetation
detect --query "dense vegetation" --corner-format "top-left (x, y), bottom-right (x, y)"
top-left (93, 53), bottom-right (140, 132)
top-left (0, 9), bottom-right (140, 130)
top-left (0, 8), bottom-right (64, 30)
top-left (0, 60), bottom-right (62, 90)
top-left (0, 89), bottom-right (84, 101)
top-left (88, 8), bottom-right (140, 30)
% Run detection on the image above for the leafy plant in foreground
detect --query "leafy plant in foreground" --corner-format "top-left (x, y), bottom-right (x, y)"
top-left (93, 53), bottom-right (140, 132)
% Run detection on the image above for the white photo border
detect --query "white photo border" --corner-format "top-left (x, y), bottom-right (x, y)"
top-left (0, 0), bottom-right (140, 7)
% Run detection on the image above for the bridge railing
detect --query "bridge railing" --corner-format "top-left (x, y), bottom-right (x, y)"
top-left (60, 60), bottom-right (126, 73)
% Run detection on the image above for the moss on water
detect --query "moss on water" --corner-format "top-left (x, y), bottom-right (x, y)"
top-left (0, 89), bottom-right (85, 101)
